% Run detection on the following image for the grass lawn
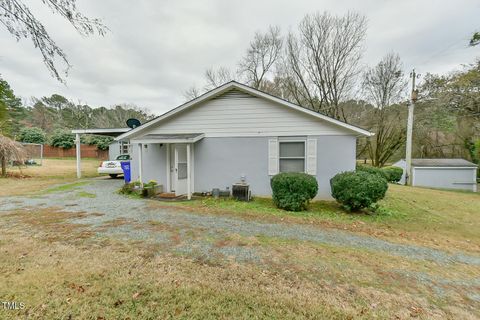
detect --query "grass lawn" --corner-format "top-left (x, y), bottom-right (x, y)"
top-left (155, 184), bottom-right (480, 254)
top-left (0, 166), bottom-right (479, 319)
top-left (0, 158), bottom-right (100, 196)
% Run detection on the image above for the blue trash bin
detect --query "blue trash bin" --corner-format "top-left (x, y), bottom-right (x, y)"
top-left (120, 161), bottom-right (131, 183)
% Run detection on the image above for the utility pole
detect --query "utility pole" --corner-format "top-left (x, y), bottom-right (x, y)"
top-left (405, 69), bottom-right (419, 185)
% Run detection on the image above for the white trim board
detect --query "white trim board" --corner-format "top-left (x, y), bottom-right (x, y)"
top-left (116, 81), bottom-right (373, 141)
top-left (72, 128), bottom-right (130, 134)
top-left (131, 134), bottom-right (205, 144)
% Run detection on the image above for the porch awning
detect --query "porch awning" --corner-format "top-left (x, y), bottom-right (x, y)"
top-left (131, 133), bottom-right (205, 144)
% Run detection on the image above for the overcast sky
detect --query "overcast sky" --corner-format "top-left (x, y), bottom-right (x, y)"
top-left (1, 0), bottom-right (479, 115)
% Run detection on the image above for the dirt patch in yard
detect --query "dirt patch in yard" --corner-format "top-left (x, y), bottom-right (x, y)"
top-left (95, 217), bottom-right (133, 230)
top-left (4, 207), bottom-right (95, 243)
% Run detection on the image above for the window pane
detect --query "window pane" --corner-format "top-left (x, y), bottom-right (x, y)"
top-left (178, 163), bottom-right (187, 179)
top-left (279, 159), bottom-right (305, 173)
top-left (279, 142), bottom-right (305, 157)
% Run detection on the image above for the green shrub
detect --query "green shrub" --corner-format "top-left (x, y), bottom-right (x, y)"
top-left (145, 180), bottom-right (158, 187)
top-left (381, 166), bottom-right (403, 183)
top-left (50, 130), bottom-right (75, 149)
top-left (330, 171), bottom-right (388, 212)
top-left (356, 164), bottom-right (388, 180)
top-left (271, 173), bottom-right (318, 211)
top-left (18, 127), bottom-right (46, 144)
top-left (119, 181), bottom-right (142, 195)
top-left (81, 135), bottom-right (114, 150)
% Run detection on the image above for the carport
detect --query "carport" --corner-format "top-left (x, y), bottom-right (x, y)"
top-left (71, 128), bottom-right (130, 178)
top-left (393, 158), bottom-right (478, 192)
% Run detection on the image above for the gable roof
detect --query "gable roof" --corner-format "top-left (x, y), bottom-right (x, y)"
top-left (116, 81), bottom-right (373, 141)
top-left (411, 158), bottom-right (478, 168)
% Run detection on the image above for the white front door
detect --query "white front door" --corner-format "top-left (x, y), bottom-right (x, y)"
top-left (174, 144), bottom-right (188, 196)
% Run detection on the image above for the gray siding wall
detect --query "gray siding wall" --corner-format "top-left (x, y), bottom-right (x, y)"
top-left (194, 136), bottom-right (356, 199)
top-left (413, 167), bottom-right (477, 191)
top-left (193, 137), bottom-right (270, 195)
top-left (130, 143), bottom-right (167, 186)
top-left (108, 141), bottom-right (120, 160)
top-left (129, 136), bottom-right (356, 199)
top-left (314, 135), bottom-right (356, 198)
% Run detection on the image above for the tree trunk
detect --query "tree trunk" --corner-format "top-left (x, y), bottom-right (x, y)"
top-left (1, 156), bottom-right (6, 177)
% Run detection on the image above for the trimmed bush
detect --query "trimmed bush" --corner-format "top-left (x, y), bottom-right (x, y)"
top-left (381, 166), bottom-right (403, 183)
top-left (271, 172), bottom-right (318, 211)
top-left (330, 171), bottom-right (388, 212)
top-left (18, 127), bottom-right (46, 144)
top-left (356, 164), bottom-right (388, 180)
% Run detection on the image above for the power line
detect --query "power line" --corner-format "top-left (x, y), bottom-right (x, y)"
top-left (417, 37), bottom-right (470, 67)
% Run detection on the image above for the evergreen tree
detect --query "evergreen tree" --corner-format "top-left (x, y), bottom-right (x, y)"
top-left (0, 76), bottom-right (23, 137)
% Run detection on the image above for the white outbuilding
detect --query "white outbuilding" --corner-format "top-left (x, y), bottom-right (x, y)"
top-left (393, 158), bottom-right (478, 192)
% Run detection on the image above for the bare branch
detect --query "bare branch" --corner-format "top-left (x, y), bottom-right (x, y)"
top-left (362, 52), bottom-right (407, 109)
top-left (183, 86), bottom-right (201, 101)
top-left (238, 26), bottom-right (283, 89)
top-left (0, 0), bottom-right (108, 82)
top-left (204, 67), bottom-right (235, 90)
top-left (282, 11), bottom-right (367, 121)
top-left (362, 53), bottom-right (408, 166)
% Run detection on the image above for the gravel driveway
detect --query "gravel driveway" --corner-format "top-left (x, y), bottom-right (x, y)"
top-left (1, 178), bottom-right (479, 267)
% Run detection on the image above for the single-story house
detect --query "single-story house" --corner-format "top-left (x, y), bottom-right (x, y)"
top-left (115, 81), bottom-right (373, 199)
top-left (393, 158), bottom-right (478, 192)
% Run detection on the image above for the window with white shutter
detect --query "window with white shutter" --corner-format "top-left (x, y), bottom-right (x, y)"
top-left (268, 139), bottom-right (279, 175)
top-left (306, 138), bottom-right (317, 175)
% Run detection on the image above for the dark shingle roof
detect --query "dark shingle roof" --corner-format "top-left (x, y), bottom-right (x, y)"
top-left (411, 158), bottom-right (478, 168)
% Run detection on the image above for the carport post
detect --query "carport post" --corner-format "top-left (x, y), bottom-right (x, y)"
top-left (75, 133), bottom-right (81, 178)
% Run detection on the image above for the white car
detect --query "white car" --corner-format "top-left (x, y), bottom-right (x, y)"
top-left (98, 154), bottom-right (131, 178)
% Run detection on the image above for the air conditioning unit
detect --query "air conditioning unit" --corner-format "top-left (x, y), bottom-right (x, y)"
top-left (232, 183), bottom-right (250, 201)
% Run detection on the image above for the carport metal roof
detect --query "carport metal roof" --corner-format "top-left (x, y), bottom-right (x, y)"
top-left (71, 128), bottom-right (131, 137)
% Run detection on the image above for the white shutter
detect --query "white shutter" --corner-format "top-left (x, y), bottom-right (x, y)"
top-left (306, 138), bottom-right (317, 175)
top-left (268, 139), bottom-right (279, 175)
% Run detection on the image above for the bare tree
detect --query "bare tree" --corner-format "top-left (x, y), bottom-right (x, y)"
top-left (282, 11), bottom-right (367, 122)
top-left (0, 0), bottom-right (107, 82)
top-left (0, 134), bottom-right (26, 176)
top-left (204, 67), bottom-right (236, 90)
top-left (182, 67), bottom-right (236, 101)
top-left (238, 26), bottom-right (283, 89)
top-left (362, 53), bottom-right (408, 167)
top-left (183, 86), bottom-right (201, 101)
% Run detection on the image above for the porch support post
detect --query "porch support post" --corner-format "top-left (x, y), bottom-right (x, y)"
top-left (75, 133), bottom-right (81, 178)
top-left (138, 143), bottom-right (143, 186)
top-left (187, 143), bottom-right (191, 200)
top-left (166, 144), bottom-right (171, 192)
